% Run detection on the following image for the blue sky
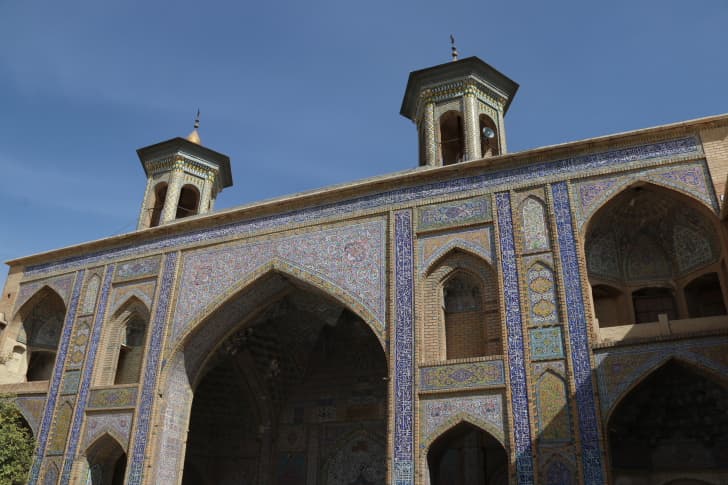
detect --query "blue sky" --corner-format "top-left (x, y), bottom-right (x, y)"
top-left (0, 0), bottom-right (726, 288)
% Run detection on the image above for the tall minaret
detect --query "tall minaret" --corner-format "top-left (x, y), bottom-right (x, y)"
top-left (400, 40), bottom-right (519, 167)
top-left (135, 112), bottom-right (233, 230)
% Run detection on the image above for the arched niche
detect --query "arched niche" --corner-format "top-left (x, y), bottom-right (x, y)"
top-left (424, 250), bottom-right (501, 361)
top-left (84, 433), bottom-right (127, 485)
top-left (150, 269), bottom-right (388, 485)
top-left (426, 421), bottom-right (508, 485)
top-left (6, 286), bottom-right (66, 383)
top-left (94, 297), bottom-right (150, 386)
top-left (150, 182), bottom-right (167, 228)
top-left (479, 114), bottom-right (499, 157)
top-left (607, 360), bottom-right (728, 484)
top-left (584, 183), bottom-right (726, 327)
top-left (520, 196), bottom-right (550, 253)
top-left (176, 184), bottom-right (200, 219)
top-left (440, 110), bottom-right (465, 165)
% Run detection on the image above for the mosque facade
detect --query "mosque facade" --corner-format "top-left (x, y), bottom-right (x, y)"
top-left (1, 54), bottom-right (727, 485)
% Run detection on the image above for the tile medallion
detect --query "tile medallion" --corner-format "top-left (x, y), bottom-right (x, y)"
top-left (87, 387), bottom-right (138, 409)
top-left (529, 327), bottom-right (565, 361)
top-left (419, 360), bottom-right (505, 391)
top-left (551, 182), bottom-right (605, 484)
top-left (495, 191), bottom-right (535, 484)
top-left (526, 262), bottom-right (559, 326)
top-left (416, 196), bottom-right (492, 232)
top-left (394, 210), bottom-right (414, 485)
top-left (172, 218), bottom-right (387, 343)
top-left (25, 138), bottom-right (699, 278)
top-left (114, 255), bottom-right (162, 282)
top-left (83, 411), bottom-right (133, 451)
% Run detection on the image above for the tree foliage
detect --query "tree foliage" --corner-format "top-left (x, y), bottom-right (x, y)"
top-left (0, 396), bottom-right (34, 485)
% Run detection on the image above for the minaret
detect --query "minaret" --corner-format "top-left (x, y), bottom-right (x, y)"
top-left (400, 39), bottom-right (519, 167)
top-left (136, 112), bottom-right (233, 230)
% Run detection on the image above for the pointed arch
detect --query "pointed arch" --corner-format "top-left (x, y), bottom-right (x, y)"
top-left (535, 370), bottom-right (571, 442)
top-left (422, 240), bottom-right (494, 276)
top-left (85, 432), bottom-right (127, 485)
top-left (520, 195), bottom-right (550, 253)
top-left (81, 273), bottom-right (102, 315)
top-left (108, 288), bottom-right (153, 317)
top-left (423, 415), bottom-right (507, 451)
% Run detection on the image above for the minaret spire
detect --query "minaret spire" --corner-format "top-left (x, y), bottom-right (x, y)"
top-left (450, 35), bottom-right (458, 61)
top-left (187, 109), bottom-right (201, 144)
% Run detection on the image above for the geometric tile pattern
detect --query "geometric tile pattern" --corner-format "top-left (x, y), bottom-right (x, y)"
top-left (393, 210), bottom-right (415, 485)
top-left (25, 137), bottom-right (700, 277)
top-left (419, 360), bottom-right (505, 391)
top-left (418, 225), bottom-right (495, 274)
top-left (535, 371), bottom-right (571, 442)
top-left (114, 255), bottom-right (162, 282)
top-left (530, 327), bottom-right (565, 361)
top-left (87, 388), bottom-right (138, 410)
top-left (526, 262), bottom-right (559, 325)
top-left (521, 197), bottom-right (550, 252)
top-left (416, 196), bottom-right (491, 232)
top-left (28, 270), bottom-right (84, 485)
top-left (495, 191), bottom-right (535, 484)
top-left (16, 273), bottom-right (76, 311)
top-left (551, 182), bottom-right (605, 484)
top-left (171, 218), bottom-right (387, 342)
top-left (82, 411), bottom-right (133, 452)
top-left (420, 393), bottom-right (505, 446)
top-left (66, 318), bottom-right (92, 370)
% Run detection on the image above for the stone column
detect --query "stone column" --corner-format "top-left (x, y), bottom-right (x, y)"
top-left (199, 175), bottom-right (214, 215)
top-left (161, 162), bottom-right (184, 224)
top-left (137, 177), bottom-right (153, 230)
top-left (463, 90), bottom-right (480, 161)
top-left (423, 100), bottom-right (437, 167)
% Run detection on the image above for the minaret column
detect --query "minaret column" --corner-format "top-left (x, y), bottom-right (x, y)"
top-left (423, 97), bottom-right (437, 166)
top-left (161, 161), bottom-right (184, 224)
top-left (199, 174), bottom-right (215, 215)
top-left (136, 177), bottom-right (153, 230)
top-left (463, 86), bottom-right (480, 161)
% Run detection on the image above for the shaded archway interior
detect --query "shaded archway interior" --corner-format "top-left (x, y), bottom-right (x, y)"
top-left (85, 434), bottom-right (127, 485)
top-left (585, 185), bottom-right (727, 327)
top-left (608, 360), bottom-right (728, 484)
top-left (427, 422), bottom-right (508, 485)
top-left (181, 276), bottom-right (388, 485)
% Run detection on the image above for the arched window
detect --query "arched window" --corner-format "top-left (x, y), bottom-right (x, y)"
top-left (150, 182), bottom-right (167, 228)
top-left (440, 111), bottom-right (464, 165)
top-left (685, 272), bottom-right (727, 318)
top-left (479, 114), bottom-right (499, 157)
top-left (114, 313), bottom-right (147, 385)
top-left (176, 185), bottom-right (199, 219)
top-left (632, 287), bottom-right (677, 323)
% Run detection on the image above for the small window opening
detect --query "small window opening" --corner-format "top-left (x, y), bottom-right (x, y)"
top-left (27, 351), bottom-right (56, 381)
top-left (685, 273), bottom-right (727, 318)
top-left (176, 185), bottom-right (200, 219)
top-left (632, 287), bottom-right (677, 323)
top-left (479, 114), bottom-right (499, 157)
top-left (440, 111), bottom-right (464, 165)
top-left (150, 183), bottom-right (167, 228)
top-left (115, 316), bottom-right (147, 385)
top-left (592, 284), bottom-right (625, 327)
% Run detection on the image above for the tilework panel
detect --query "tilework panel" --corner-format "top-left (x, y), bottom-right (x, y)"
top-left (521, 197), bottom-right (550, 252)
top-left (535, 371), bottom-right (571, 442)
top-left (172, 218), bottom-right (387, 342)
top-left (16, 273), bottom-right (75, 311)
top-left (495, 192), bottom-right (535, 484)
top-left (80, 273), bottom-right (101, 315)
top-left (594, 337), bottom-right (728, 419)
top-left (416, 196), bottom-right (492, 232)
top-left (66, 318), bottom-right (92, 370)
top-left (108, 280), bottom-right (156, 316)
top-left (529, 327), bottom-right (565, 361)
top-left (61, 369), bottom-right (82, 395)
top-left (673, 223), bottom-right (715, 273)
top-left (323, 430), bottom-right (386, 484)
top-left (421, 394), bottom-right (505, 445)
top-left (28, 270), bottom-right (83, 485)
top-left (61, 265), bottom-right (114, 483)
top-left (418, 225), bottom-right (495, 274)
top-left (526, 262), bottom-right (559, 326)
top-left (87, 387), bottom-right (139, 409)
top-left (419, 360), bottom-right (505, 391)
top-left (46, 399), bottom-right (74, 454)
top-left (394, 210), bottom-right (414, 485)
top-left (128, 253), bottom-right (178, 485)
top-left (14, 395), bottom-right (46, 436)
top-left (533, 360), bottom-right (566, 378)
top-left (41, 459), bottom-right (60, 485)
top-left (573, 160), bottom-right (716, 229)
top-left (82, 411), bottom-right (133, 451)
top-left (114, 255), bottom-right (162, 282)
top-left (25, 138), bottom-right (700, 277)
top-left (551, 182), bottom-right (605, 484)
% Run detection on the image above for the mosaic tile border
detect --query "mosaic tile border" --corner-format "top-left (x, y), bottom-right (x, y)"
top-left (114, 256), bottom-right (162, 283)
top-left (494, 192), bottom-right (534, 484)
top-left (128, 253), bottom-right (178, 485)
top-left (25, 138), bottom-right (700, 277)
top-left (28, 270), bottom-right (84, 485)
top-left (87, 387), bottom-right (139, 410)
top-left (551, 182), bottom-right (605, 484)
top-left (393, 211), bottom-right (414, 485)
top-left (61, 265), bottom-right (114, 483)
top-left (416, 196), bottom-right (492, 232)
top-left (419, 360), bottom-right (505, 391)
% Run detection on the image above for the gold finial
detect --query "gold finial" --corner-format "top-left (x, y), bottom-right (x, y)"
top-left (186, 109), bottom-right (201, 144)
top-left (450, 35), bottom-right (458, 61)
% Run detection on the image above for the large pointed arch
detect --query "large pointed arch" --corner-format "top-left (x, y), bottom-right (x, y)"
top-left (423, 415), bottom-right (508, 452)
top-left (422, 240), bottom-right (495, 276)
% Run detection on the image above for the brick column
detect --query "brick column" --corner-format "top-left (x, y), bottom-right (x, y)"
top-left (161, 163), bottom-right (184, 224)
top-left (463, 90), bottom-right (480, 161)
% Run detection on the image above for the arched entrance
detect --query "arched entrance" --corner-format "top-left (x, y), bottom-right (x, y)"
top-left (85, 434), bottom-right (127, 485)
top-left (608, 360), bottom-right (728, 483)
top-left (178, 272), bottom-right (388, 485)
top-left (427, 422), bottom-right (508, 485)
